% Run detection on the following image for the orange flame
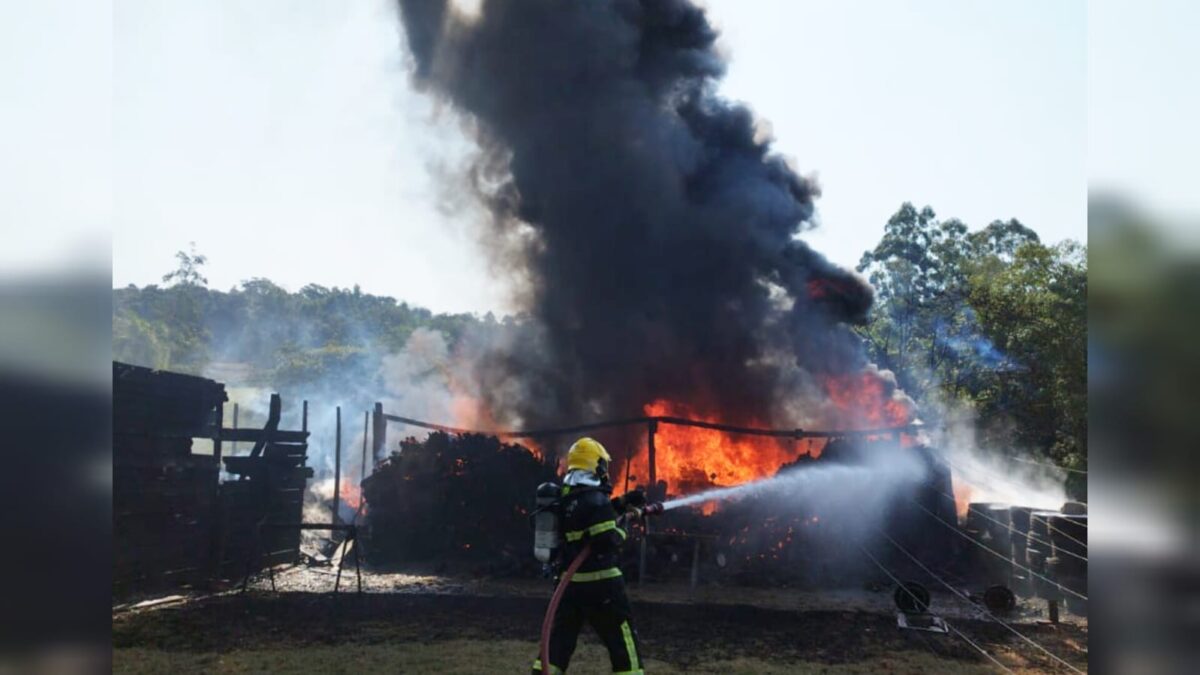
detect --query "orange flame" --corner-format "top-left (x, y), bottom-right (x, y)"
top-left (339, 478), bottom-right (364, 511)
top-left (624, 400), bottom-right (813, 504)
top-left (822, 372), bottom-right (912, 429)
top-left (951, 478), bottom-right (972, 522)
top-left (448, 393), bottom-right (545, 459)
top-left (622, 371), bottom-right (915, 509)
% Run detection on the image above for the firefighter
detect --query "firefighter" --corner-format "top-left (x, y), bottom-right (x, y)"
top-left (532, 437), bottom-right (647, 675)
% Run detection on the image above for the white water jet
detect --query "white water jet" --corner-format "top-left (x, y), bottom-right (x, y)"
top-left (660, 453), bottom-right (927, 511)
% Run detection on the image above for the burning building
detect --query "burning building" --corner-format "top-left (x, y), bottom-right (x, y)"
top-left (360, 402), bottom-right (957, 589)
top-left (342, 0), bottom-right (967, 586)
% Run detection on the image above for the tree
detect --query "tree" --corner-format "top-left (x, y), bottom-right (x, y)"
top-left (968, 219), bottom-right (1040, 260)
top-left (162, 242), bottom-right (209, 287)
top-left (965, 241), bottom-right (1087, 475)
top-left (112, 307), bottom-right (172, 369)
top-left (857, 203), bottom-right (1087, 498)
top-left (855, 203), bottom-right (976, 400)
top-left (139, 244), bottom-right (212, 372)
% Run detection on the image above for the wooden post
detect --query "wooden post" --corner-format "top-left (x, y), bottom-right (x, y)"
top-left (302, 400), bottom-right (309, 433)
top-left (361, 411), bottom-right (370, 484)
top-left (249, 394), bottom-right (280, 459)
top-left (1048, 598), bottom-right (1059, 624)
top-left (333, 406), bottom-right (342, 523)
top-left (213, 402), bottom-right (224, 463)
top-left (231, 402), bottom-right (239, 454)
top-left (208, 401), bottom-right (224, 581)
top-left (372, 402), bottom-right (385, 460)
top-left (647, 420), bottom-right (658, 489)
top-left (639, 532), bottom-right (648, 586)
top-left (641, 422), bottom-right (658, 586)
top-left (690, 537), bottom-right (701, 591)
top-left (623, 445), bottom-right (632, 494)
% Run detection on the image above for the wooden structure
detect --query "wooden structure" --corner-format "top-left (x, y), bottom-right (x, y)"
top-left (363, 407), bottom-right (949, 585)
top-left (113, 362), bottom-right (312, 596)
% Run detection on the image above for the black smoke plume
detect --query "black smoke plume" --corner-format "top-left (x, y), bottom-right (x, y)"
top-left (395, 0), bottom-right (884, 431)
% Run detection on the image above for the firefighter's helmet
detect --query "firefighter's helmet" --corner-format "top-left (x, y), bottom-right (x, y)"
top-left (566, 437), bottom-right (612, 477)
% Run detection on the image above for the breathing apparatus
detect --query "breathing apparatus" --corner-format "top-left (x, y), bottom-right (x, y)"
top-left (532, 482), bottom-right (562, 564)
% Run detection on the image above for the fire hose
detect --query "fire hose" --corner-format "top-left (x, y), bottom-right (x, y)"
top-left (538, 503), bottom-right (663, 673)
top-left (539, 542), bottom-right (591, 673)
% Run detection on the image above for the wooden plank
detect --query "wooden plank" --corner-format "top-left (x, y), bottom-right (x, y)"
top-left (219, 428), bottom-right (308, 443)
top-left (372, 402), bottom-right (385, 458)
top-left (248, 394), bottom-right (281, 458)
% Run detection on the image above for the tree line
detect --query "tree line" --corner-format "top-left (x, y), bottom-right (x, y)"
top-left (113, 243), bottom-right (488, 388)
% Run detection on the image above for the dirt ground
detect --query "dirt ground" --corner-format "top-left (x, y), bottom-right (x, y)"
top-left (113, 566), bottom-right (1087, 673)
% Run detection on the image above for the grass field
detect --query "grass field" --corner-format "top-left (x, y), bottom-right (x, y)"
top-left (115, 640), bottom-right (1006, 674)
top-left (112, 590), bottom-right (1086, 673)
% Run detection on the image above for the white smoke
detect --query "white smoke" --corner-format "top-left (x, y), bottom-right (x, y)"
top-left (206, 326), bottom-right (488, 549)
top-left (929, 398), bottom-right (1068, 514)
top-left (378, 327), bottom-right (464, 422)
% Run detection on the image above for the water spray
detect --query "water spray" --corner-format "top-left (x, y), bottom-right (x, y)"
top-left (658, 460), bottom-right (920, 512)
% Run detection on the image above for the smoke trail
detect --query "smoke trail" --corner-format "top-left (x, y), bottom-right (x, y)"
top-left (395, 0), bottom-right (895, 432)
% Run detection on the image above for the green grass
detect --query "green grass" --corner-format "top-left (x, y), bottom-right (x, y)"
top-left (114, 639), bottom-right (1000, 674)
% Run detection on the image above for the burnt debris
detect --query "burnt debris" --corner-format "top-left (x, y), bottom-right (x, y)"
top-left (361, 432), bottom-right (556, 574)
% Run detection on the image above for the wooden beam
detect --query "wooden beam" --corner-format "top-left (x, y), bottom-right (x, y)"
top-left (248, 394), bottom-right (281, 458)
top-left (361, 411), bottom-right (369, 484)
top-left (218, 428), bottom-right (308, 443)
top-left (372, 402), bottom-right (385, 460)
top-left (333, 406), bottom-right (342, 523)
top-left (647, 420), bottom-right (657, 488)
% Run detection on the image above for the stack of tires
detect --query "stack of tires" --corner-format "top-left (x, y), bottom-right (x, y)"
top-left (1046, 502), bottom-right (1088, 614)
top-left (967, 502), bottom-right (1013, 584)
top-left (1008, 506), bottom-right (1034, 594)
top-left (1026, 510), bottom-right (1059, 600)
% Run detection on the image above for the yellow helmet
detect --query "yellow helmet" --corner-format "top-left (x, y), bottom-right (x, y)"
top-left (566, 437), bottom-right (612, 474)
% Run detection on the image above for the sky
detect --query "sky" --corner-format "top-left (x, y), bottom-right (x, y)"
top-left (0, 1), bottom-right (112, 275)
top-left (4, 0), bottom-right (1125, 314)
top-left (1088, 0), bottom-right (1200, 228)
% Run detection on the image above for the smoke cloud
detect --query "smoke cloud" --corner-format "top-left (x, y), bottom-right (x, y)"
top-left (395, 0), bottom-right (887, 432)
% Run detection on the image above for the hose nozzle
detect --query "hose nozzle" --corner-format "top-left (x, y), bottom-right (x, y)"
top-left (621, 502), bottom-right (664, 523)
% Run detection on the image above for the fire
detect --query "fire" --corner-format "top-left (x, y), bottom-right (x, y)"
top-left (625, 401), bottom-right (809, 502)
top-left (449, 393), bottom-right (502, 432)
top-left (623, 370), bottom-right (916, 509)
top-left (447, 393), bottom-right (545, 459)
top-left (339, 477), bottom-right (364, 511)
top-left (951, 478), bottom-right (972, 522)
top-left (822, 372), bottom-right (912, 429)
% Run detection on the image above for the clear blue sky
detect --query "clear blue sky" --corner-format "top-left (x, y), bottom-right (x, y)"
top-left (6, 0), bottom-right (1102, 313)
top-left (715, 0), bottom-right (1087, 267)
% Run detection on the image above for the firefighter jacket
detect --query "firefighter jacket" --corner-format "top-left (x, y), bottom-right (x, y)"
top-left (558, 484), bottom-right (627, 581)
